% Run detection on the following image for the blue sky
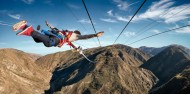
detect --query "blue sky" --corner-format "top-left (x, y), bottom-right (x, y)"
top-left (0, 0), bottom-right (190, 55)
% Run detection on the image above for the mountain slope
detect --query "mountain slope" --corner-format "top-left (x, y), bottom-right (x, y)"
top-left (0, 48), bottom-right (51, 94)
top-left (139, 46), bottom-right (167, 56)
top-left (139, 44), bottom-right (190, 56)
top-left (35, 44), bottom-right (151, 72)
top-left (141, 45), bottom-right (190, 87)
top-left (35, 44), bottom-right (158, 94)
top-left (152, 66), bottom-right (190, 94)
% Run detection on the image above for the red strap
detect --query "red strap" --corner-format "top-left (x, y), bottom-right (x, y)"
top-left (58, 32), bottom-right (73, 47)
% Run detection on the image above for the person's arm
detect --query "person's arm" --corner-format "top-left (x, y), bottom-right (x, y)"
top-left (45, 21), bottom-right (59, 33)
top-left (77, 31), bottom-right (104, 40)
top-left (45, 21), bottom-right (55, 29)
top-left (77, 34), bottom-right (97, 40)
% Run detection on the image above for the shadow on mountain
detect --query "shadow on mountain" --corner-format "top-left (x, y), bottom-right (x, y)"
top-left (44, 51), bottom-right (102, 94)
top-left (39, 44), bottom-right (156, 94)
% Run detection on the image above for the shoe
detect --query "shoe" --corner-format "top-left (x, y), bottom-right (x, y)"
top-left (16, 26), bottom-right (34, 36)
top-left (37, 25), bottom-right (41, 31)
top-left (13, 20), bottom-right (27, 31)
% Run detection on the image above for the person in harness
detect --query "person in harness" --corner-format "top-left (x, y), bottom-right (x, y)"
top-left (13, 20), bottom-right (104, 51)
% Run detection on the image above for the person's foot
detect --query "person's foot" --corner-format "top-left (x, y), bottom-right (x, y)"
top-left (13, 20), bottom-right (27, 31)
top-left (72, 46), bottom-right (82, 52)
top-left (16, 26), bottom-right (34, 36)
top-left (96, 31), bottom-right (104, 37)
top-left (37, 25), bottom-right (41, 31)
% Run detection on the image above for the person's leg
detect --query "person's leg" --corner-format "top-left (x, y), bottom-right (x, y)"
top-left (41, 29), bottom-right (63, 39)
top-left (31, 31), bottom-right (60, 47)
top-left (16, 25), bottom-right (34, 36)
top-left (32, 37), bottom-right (42, 43)
top-left (16, 25), bottom-right (60, 47)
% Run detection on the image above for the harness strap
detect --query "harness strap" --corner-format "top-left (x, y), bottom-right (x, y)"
top-left (58, 31), bottom-right (73, 47)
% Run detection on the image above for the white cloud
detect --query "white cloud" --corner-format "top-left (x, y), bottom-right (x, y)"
top-left (22, 0), bottom-right (34, 4)
top-left (78, 19), bottom-right (91, 24)
top-left (107, 10), bottom-right (113, 16)
top-left (124, 32), bottom-right (136, 37)
top-left (0, 10), bottom-right (22, 20)
top-left (105, 10), bottom-right (129, 22)
top-left (0, 21), bottom-right (12, 26)
top-left (113, 0), bottom-right (140, 11)
top-left (8, 14), bottom-right (21, 20)
top-left (67, 3), bottom-right (80, 9)
top-left (175, 25), bottom-right (190, 33)
top-left (100, 18), bottom-right (117, 23)
top-left (115, 15), bottom-right (129, 22)
top-left (133, 0), bottom-right (190, 23)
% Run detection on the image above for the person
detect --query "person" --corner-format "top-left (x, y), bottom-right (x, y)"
top-left (13, 20), bottom-right (104, 51)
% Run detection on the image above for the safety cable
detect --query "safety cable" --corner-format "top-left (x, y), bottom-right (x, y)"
top-left (125, 2), bottom-right (190, 44)
top-left (127, 24), bottom-right (190, 45)
top-left (81, 0), bottom-right (101, 46)
top-left (113, 0), bottom-right (147, 44)
top-left (62, 1), bottom-right (99, 47)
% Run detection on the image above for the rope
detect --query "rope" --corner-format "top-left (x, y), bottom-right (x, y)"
top-left (81, 0), bottom-right (101, 46)
top-left (62, 1), bottom-right (99, 47)
top-left (127, 24), bottom-right (190, 45)
top-left (113, 0), bottom-right (147, 44)
top-left (125, 2), bottom-right (190, 44)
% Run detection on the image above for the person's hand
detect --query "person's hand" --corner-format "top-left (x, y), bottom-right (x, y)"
top-left (45, 21), bottom-right (48, 25)
top-left (96, 31), bottom-right (104, 37)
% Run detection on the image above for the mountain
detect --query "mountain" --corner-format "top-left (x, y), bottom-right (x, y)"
top-left (172, 44), bottom-right (190, 55)
top-left (27, 53), bottom-right (42, 60)
top-left (0, 48), bottom-right (51, 94)
top-left (139, 44), bottom-right (190, 56)
top-left (139, 46), bottom-right (167, 56)
top-left (151, 66), bottom-right (190, 94)
top-left (35, 44), bottom-right (158, 94)
top-left (35, 44), bottom-right (151, 72)
top-left (141, 45), bottom-right (190, 87)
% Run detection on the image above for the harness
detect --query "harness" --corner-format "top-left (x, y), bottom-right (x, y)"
top-left (58, 31), bottom-right (73, 47)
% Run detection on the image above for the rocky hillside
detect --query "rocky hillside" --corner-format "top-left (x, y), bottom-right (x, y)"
top-left (35, 44), bottom-right (151, 72)
top-left (0, 48), bottom-right (51, 94)
top-left (151, 66), bottom-right (190, 94)
top-left (141, 45), bottom-right (190, 87)
top-left (2, 44), bottom-right (190, 94)
top-left (139, 46), bottom-right (167, 56)
top-left (139, 44), bottom-right (190, 56)
top-left (27, 53), bottom-right (42, 60)
top-left (35, 44), bottom-right (158, 94)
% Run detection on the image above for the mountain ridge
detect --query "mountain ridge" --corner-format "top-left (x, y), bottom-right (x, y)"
top-left (0, 48), bottom-right (51, 94)
top-left (1, 44), bottom-right (189, 94)
top-left (139, 44), bottom-right (190, 56)
top-left (141, 45), bottom-right (190, 89)
top-left (34, 44), bottom-right (158, 94)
